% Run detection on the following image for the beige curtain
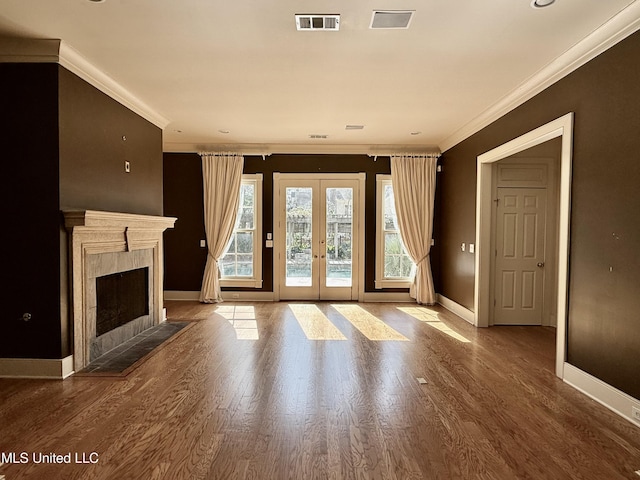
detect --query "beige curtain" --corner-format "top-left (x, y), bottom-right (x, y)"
top-left (199, 153), bottom-right (244, 303)
top-left (390, 154), bottom-right (438, 305)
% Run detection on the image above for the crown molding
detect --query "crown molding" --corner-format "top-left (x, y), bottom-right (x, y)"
top-left (58, 41), bottom-right (170, 129)
top-left (0, 37), bottom-right (61, 62)
top-left (0, 37), bottom-right (169, 129)
top-left (438, 1), bottom-right (640, 153)
top-left (163, 141), bottom-right (440, 156)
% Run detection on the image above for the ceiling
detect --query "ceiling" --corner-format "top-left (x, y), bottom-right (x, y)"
top-left (0, 0), bottom-right (638, 154)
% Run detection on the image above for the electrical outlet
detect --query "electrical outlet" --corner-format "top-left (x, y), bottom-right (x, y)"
top-left (461, 242), bottom-right (466, 252)
top-left (632, 406), bottom-right (640, 423)
top-left (124, 160), bottom-right (131, 173)
top-left (232, 293), bottom-right (240, 299)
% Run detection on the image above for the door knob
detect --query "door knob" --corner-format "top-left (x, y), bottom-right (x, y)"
top-left (537, 262), bottom-right (545, 268)
top-left (314, 255), bottom-right (318, 259)
top-left (321, 255), bottom-right (325, 259)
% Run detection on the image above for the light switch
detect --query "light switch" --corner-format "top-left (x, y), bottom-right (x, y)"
top-left (469, 244), bottom-right (475, 254)
top-left (267, 233), bottom-right (272, 240)
top-left (266, 240), bottom-right (273, 248)
top-left (200, 239), bottom-right (206, 248)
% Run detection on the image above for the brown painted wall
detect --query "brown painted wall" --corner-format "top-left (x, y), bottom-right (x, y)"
top-left (163, 153), bottom-right (207, 291)
top-left (2, 63), bottom-right (164, 359)
top-left (59, 67), bottom-right (163, 216)
top-left (1, 63), bottom-right (62, 358)
top-left (162, 153), bottom-right (407, 293)
top-left (437, 30), bottom-right (640, 399)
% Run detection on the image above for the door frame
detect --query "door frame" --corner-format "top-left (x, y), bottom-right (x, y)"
top-left (475, 112), bottom-right (573, 379)
top-left (273, 172), bottom-right (366, 302)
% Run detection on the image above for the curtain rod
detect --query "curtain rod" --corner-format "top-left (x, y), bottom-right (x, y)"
top-left (199, 152), bottom-right (272, 160)
top-left (390, 154), bottom-right (440, 158)
top-left (198, 151), bottom-right (241, 156)
top-left (367, 153), bottom-right (441, 162)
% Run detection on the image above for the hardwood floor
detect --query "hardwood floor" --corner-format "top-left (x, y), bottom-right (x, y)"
top-left (1, 301), bottom-right (639, 479)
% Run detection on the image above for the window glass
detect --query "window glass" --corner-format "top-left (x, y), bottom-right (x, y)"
top-left (220, 177), bottom-right (261, 285)
top-left (376, 176), bottom-right (414, 287)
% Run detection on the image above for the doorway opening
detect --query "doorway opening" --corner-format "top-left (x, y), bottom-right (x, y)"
top-left (475, 112), bottom-right (573, 378)
top-left (491, 142), bottom-right (560, 326)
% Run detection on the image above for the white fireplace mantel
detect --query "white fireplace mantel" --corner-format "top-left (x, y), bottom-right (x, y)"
top-left (63, 210), bottom-right (176, 372)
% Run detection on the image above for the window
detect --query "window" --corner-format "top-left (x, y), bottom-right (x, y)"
top-left (375, 175), bottom-right (414, 288)
top-left (220, 174), bottom-right (263, 288)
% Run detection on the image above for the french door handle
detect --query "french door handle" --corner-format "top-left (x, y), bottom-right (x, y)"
top-left (321, 255), bottom-right (325, 259)
top-left (537, 262), bottom-right (545, 268)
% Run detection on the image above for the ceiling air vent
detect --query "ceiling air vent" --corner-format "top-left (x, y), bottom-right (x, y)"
top-left (296, 14), bottom-right (340, 31)
top-left (345, 125), bottom-right (365, 130)
top-left (370, 10), bottom-right (414, 29)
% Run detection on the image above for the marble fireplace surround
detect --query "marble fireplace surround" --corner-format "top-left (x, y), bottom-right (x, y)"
top-left (64, 210), bottom-right (176, 372)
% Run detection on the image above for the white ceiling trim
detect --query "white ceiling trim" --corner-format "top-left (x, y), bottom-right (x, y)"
top-left (164, 142), bottom-right (440, 156)
top-left (438, 1), bottom-right (640, 153)
top-left (58, 42), bottom-right (170, 129)
top-left (0, 38), bottom-right (170, 129)
top-left (0, 37), bottom-right (61, 62)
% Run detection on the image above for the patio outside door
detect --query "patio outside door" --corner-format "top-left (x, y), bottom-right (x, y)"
top-left (275, 174), bottom-right (361, 300)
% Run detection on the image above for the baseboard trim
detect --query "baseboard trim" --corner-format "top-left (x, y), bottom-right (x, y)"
top-left (165, 290), bottom-right (414, 303)
top-left (563, 362), bottom-right (640, 428)
top-left (0, 355), bottom-right (75, 379)
top-left (437, 294), bottom-right (475, 325)
top-left (361, 292), bottom-right (413, 302)
top-left (164, 291), bottom-right (200, 301)
top-left (164, 290), bottom-right (275, 302)
top-left (221, 291), bottom-right (275, 302)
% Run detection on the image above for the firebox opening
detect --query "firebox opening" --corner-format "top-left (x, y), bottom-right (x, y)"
top-left (96, 267), bottom-right (149, 337)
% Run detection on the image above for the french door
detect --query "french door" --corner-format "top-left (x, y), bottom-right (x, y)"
top-left (275, 174), bottom-right (362, 300)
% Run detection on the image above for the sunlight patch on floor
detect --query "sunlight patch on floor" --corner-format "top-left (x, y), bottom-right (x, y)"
top-left (331, 304), bottom-right (409, 341)
top-left (215, 305), bottom-right (259, 340)
top-left (398, 307), bottom-right (470, 343)
top-left (289, 304), bottom-right (347, 340)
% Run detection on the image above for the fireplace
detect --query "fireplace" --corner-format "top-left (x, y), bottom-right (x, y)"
top-left (86, 252), bottom-right (155, 362)
top-left (96, 267), bottom-right (149, 337)
top-left (64, 210), bottom-right (176, 371)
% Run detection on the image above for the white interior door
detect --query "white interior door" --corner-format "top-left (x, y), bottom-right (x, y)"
top-left (277, 176), bottom-right (359, 300)
top-left (494, 187), bottom-right (547, 325)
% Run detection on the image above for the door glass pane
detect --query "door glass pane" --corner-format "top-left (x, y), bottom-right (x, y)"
top-left (325, 187), bottom-right (353, 287)
top-left (286, 187), bottom-right (313, 286)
